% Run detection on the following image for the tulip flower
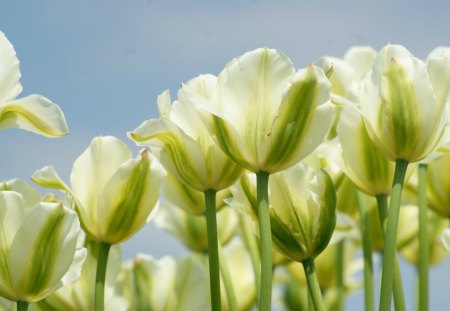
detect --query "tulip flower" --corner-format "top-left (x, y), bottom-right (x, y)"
top-left (31, 136), bottom-right (165, 311)
top-left (117, 255), bottom-right (210, 311)
top-left (130, 74), bottom-right (245, 311)
top-left (0, 31), bottom-right (68, 137)
top-left (349, 44), bottom-right (450, 310)
top-left (0, 190), bottom-right (86, 311)
top-left (203, 48), bottom-right (333, 310)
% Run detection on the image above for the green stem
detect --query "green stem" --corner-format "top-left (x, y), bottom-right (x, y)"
top-left (418, 163), bottom-right (429, 311)
top-left (95, 241), bottom-right (111, 311)
top-left (239, 214), bottom-right (261, 298)
top-left (16, 301), bottom-right (28, 311)
top-left (356, 190), bottom-right (374, 311)
top-left (218, 244), bottom-right (239, 311)
top-left (336, 240), bottom-right (345, 311)
top-left (379, 159), bottom-right (408, 311)
top-left (303, 258), bottom-right (326, 311)
top-left (256, 171), bottom-right (272, 311)
top-left (205, 189), bottom-right (221, 311)
top-left (376, 194), bottom-right (406, 311)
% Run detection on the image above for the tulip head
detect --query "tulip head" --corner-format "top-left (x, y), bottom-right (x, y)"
top-left (354, 44), bottom-right (449, 162)
top-left (130, 75), bottom-right (243, 192)
top-left (0, 191), bottom-right (86, 303)
top-left (269, 162), bottom-right (336, 262)
top-left (32, 136), bottom-right (166, 244)
top-left (209, 47), bottom-right (333, 173)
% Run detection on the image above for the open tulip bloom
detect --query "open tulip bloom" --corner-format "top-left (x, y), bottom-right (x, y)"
top-left (129, 74), bottom-right (244, 310)
top-left (0, 32), bottom-right (68, 137)
top-left (31, 135), bottom-right (165, 311)
top-left (0, 190), bottom-right (86, 311)
top-left (196, 47), bottom-right (333, 311)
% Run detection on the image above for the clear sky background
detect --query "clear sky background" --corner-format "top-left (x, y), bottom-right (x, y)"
top-left (1, 1), bottom-right (450, 309)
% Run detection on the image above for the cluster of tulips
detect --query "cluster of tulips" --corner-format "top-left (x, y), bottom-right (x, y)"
top-left (1, 28), bottom-right (450, 311)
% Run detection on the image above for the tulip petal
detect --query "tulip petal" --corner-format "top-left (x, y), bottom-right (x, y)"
top-left (0, 179), bottom-right (42, 208)
top-left (0, 95), bottom-right (68, 137)
top-left (130, 118), bottom-right (208, 191)
top-left (31, 166), bottom-right (70, 191)
top-left (0, 191), bottom-right (27, 300)
top-left (70, 136), bottom-right (132, 237)
top-left (0, 32), bottom-right (22, 103)
top-left (9, 203), bottom-right (80, 302)
top-left (262, 66), bottom-right (332, 172)
top-left (99, 150), bottom-right (165, 244)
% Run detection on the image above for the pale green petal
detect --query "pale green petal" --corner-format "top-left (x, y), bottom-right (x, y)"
top-left (130, 118), bottom-right (209, 191)
top-left (0, 31), bottom-right (22, 103)
top-left (70, 136), bottom-right (132, 237)
top-left (441, 228), bottom-right (450, 251)
top-left (343, 46), bottom-right (376, 79)
top-left (0, 179), bottom-right (41, 208)
top-left (31, 166), bottom-right (70, 191)
top-left (98, 149), bottom-right (165, 244)
top-left (9, 202), bottom-right (80, 302)
top-left (157, 90), bottom-right (172, 118)
top-left (315, 57), bottom-right (354, 96)
top-left (0, 95), bottom-right (68, 137)
top-left (261, 65), bottom-right (332, 172)
top-left (427, 49), bottom-right (450, 112)
top-left (0, 191), bottom-right (27, 300)
top-left (337, 107), bottom-right (393, 196)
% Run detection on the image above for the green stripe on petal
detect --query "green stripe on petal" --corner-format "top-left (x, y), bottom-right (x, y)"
top-left (378, 59), bottom-right (420, 158)
top-left (0, 95), bottom-right (68, 137)
top-left (100, 150), bottom-right (165, 244)
top-left (10, 203), bottom-right (79, 302)
top-left (263, 66), bottom-right (331, 172)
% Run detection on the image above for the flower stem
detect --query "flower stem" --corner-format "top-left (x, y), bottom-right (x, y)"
top-left (376, 194), bottom-right (406, 311)
top-left (256, 171), bottom-right (272, 311)
top-left (303, 258), bottom-right (325, 311)
top-left (356, 190), bottom-right (374, 311)
top-left (379, 159), bottom-right (408, 311)
top-left (418, 163), bottom-right (429, 311)
top-left (218, 244), bottom-right (239, 311)
top-left (239, 214), bottom-right (261, 299)
top-left (95, 241), bottom-right (111, 311)
top-left (17, 301), bottom-right (28, 311)
top-left (376, 194), bottom-right (406, 310)
top-left (336, 240), bottom-right (345, 311)
top-left (205, 189), bottom-right (221, 311)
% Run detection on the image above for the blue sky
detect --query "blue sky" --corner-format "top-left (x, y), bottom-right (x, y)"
top-left (1, 1), bottom-right (450, 309)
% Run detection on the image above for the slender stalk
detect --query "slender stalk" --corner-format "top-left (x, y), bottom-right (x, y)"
top-left (256, 171), bottom-right (272, 311)
top-left (418, 163), bottom-right (429, 311)
top-left (95, 241), bottom-right (111, 311)
top-left (308, 289), bottom-right (315, 311)
top-left (218, 244), bottom-right (239, 311)
top-left (379, 159), bottom-right (408, 311)
top-left (303, 258), bottom-right (326, 311)
top-left (239, 215), bottom-right (261, 297)
top-left (336, 240), bottom-right (345, 311)
top-left (356, 190), bottom-right (374, 311)
top-left (16, 301), bottom-right (28, 311)
top-left (376, 194), bottom-right (406, 311)
top-left (204, 189), bottom-right (221, 311)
